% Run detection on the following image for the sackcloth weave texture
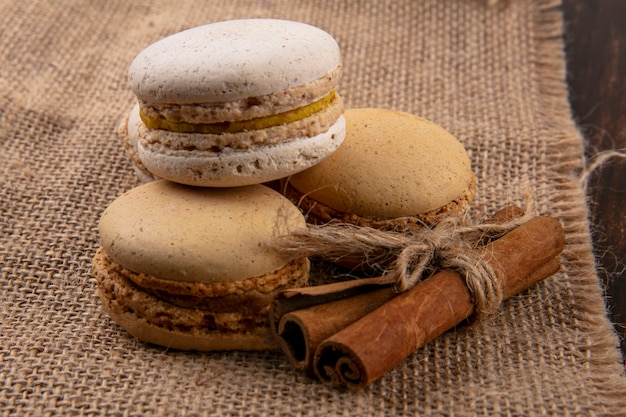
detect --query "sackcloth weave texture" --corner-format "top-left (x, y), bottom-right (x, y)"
top-left (1, 1), bottom-right (625, 416)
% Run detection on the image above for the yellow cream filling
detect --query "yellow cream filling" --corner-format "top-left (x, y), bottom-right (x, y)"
top-left (140, 91), bottom-right (336, 134)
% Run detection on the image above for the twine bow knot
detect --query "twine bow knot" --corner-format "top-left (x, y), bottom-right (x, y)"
top-left (272, 208), bottom-right (534, 316)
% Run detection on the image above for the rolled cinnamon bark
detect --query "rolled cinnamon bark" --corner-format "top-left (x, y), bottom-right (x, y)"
top-left (271, 205), bottom-right (529, 372)
top-left (273, 258), bottom-right (561, 373)
top-left (276, 286), bottom-right (396, 371)
top-left (313, 216), bottom-right (565, 389)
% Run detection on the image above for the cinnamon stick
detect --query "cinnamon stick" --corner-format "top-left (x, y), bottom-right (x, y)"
top-left (269, 276), bottom-right (391, 332)
top-left (271, 205), bottom-right (528, 372)
top-left (269, 276), bottom-right (394, 371)
top-left (275, 286), bottom-right (396, 372)
top-left (312, 215), bottom-right (565, 389)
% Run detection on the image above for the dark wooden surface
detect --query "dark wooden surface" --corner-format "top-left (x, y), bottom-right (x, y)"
top-left (562, 1), bottom-right (626, 363)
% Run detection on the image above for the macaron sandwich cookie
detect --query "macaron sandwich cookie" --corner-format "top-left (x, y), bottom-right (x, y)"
top-left (283, 108), bottom-right (477, 231)
top-left (92, 180), bottom-right (310, 350)
top-left (119, 19), bottom-right (346, 187)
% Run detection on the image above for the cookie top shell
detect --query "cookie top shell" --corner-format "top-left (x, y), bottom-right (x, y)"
top-left (98, 180), bottom-right (306, 283)
top-left (128, 19), bottom-right (341, 104)
top-left (288, 108), bottom-right (474, 218)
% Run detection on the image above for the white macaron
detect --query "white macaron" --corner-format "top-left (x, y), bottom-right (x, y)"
top-left (121, 19), bottom-right (346, 187)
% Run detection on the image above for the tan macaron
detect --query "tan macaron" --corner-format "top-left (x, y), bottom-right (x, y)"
top-left (92, 180), bottom-right (310, 351)
top-left (284, 108), bottom-right (477, 230)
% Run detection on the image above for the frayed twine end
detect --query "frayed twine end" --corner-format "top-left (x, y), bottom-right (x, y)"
top-left (581, 149), bottom-right (626, 193)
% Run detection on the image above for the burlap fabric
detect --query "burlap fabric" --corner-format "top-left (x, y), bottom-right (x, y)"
top-left (1, 1), bottom-right (625, 415)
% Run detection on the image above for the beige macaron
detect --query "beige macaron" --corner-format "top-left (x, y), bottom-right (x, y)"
top-left (92, 180), bottom-right (310, 351)
top-left (120, 19), bottom-right (346, 187)
top-left (284, 108), bottom-right (477, 230)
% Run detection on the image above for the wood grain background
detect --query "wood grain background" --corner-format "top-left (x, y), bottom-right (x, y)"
top-left (563, 0), bottom-right (626, 363)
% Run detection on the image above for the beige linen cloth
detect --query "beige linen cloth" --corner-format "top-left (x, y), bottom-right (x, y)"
top-left (1, 1), bottom-right (625, 416)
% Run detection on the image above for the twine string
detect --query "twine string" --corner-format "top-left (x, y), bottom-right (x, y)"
top-left (272, 207), bottom-right (536, 315)
top-left (383, 216), bottom-right (505, 313)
